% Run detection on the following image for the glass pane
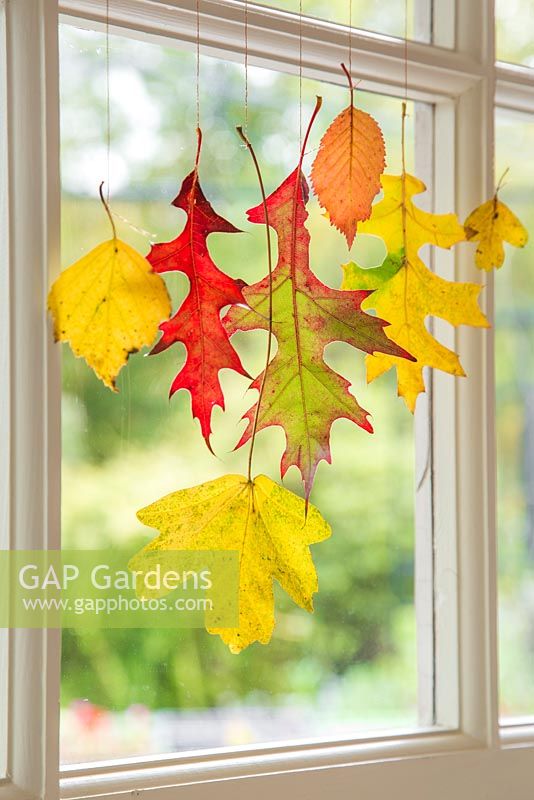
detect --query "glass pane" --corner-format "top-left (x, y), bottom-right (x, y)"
top-left (59, 24), bottom-right (419, 764)
top-left (496, 109), bottom-right (534, 721)
top-left (496, 0), bottom-right (534, 67)
top-left (257, 0), bottom-right (422, 40)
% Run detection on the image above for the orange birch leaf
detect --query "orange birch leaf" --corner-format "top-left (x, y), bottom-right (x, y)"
top-left (311, 64), bottom-right (385, 248)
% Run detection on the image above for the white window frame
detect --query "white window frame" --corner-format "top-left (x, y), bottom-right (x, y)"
top-left (3, 0), bottom-right (534, 798)
top-left (1, 4), bottom-right (61, 800)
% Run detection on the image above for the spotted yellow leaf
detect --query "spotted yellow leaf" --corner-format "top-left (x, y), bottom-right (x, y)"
top-left (464, 195), bottom-right (528, 271)
top-left (342, 173), bottom-right (489, 411)
top-left (134, 474), bottom-right (331, 653)
top-left (48, 238), bottom-right (171, 390)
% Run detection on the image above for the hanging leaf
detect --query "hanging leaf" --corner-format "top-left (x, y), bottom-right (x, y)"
top-left (148, 129), bottom-right (248, 448)
top-left (311, 64), bottom-right (385, 248)
top-left (225, 136), bottom-right (414, 497)
top-left (133, 473), bottom-right (331, 653)
top-left (48, 191), bottom-right (171, 390)
top-left (133, 127), bottom-right (331, 654)
top-left (342, 172), bottom-right (489, 411)
top-left (464, 192), bottom-right (528, 271)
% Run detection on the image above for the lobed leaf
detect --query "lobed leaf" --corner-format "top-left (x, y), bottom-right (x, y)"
top-left (342, 173), bottom-right (489, 411)
top-left (133, 473), bottom-right (331, 653)
top-left (225, 168), bottom-right (413, 497)
top-left (148, 132), bottom-right (248, 447)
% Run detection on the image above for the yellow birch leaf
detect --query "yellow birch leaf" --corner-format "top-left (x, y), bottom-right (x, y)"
top-left (342, 173), bottom-right (489, 411)
top-left (48, 238), bottom-right (171, 390)
top-left (133, 474), bottom-right (331, 653)
top-left (464, 196), bottom-right (528, 271)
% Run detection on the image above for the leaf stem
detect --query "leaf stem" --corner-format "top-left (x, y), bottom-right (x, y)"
top-left (236, 126), bottom-right (274, 484)
top-left (194, 126), bottom-right (202, 170)
top-left (495, 166), bottom-right (510, 195)
top-left (400, 102), bottom-right (408, 324)
top-left (99, 181), bottom-right (117, 241)
top-left (400, 101), bottom-right (408, 254)
top-left (299, 95), bottom-right (323, 177)
top-left (188, 126), bottom-right (214, 453)
top-left (292, 96), bottom-right (322, 507)
top-left (341, 63), bottom-right (355, 219)
top-left (340, 62), bottom-right (354, 106)
top-left (401, 101), bottom-right (407, 176)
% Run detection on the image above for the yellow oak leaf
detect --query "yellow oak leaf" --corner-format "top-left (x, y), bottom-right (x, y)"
top-left (48, 238), bottom-right (171, 390)
top-left (464, 195), bottom-right (528, 271)
top-left (342, 173), bottom-right (489, 411)
top-left (134, 474), bottom-right (331, 653)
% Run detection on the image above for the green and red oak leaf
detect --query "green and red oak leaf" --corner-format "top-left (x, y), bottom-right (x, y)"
top-left (224, 166), bottom-right (415, 497)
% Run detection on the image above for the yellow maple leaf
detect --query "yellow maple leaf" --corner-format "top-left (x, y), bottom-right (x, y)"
top-left (134, 474), bottom-right (331, 653)
top-left (48, 238), bottom-right (171, 390)
top-left (464, 195), bottom-right (528, 271)
top-left (342, 173), bottom-right (489, 411)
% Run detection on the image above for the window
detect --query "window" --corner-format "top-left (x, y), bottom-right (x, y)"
top-left (59, 22), bottom-right (419, 764)
top-left (2, 1), bottom-right (534, 798)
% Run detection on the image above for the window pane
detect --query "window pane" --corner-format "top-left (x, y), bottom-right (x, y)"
top-left (256, 0), bottom-right (423, 40)
top-left (59, 24), bottom-right (419, 764)
top-left (496, 0), bottom-right (534, 66)
top-left (495, 109), bottom-right (534, 721)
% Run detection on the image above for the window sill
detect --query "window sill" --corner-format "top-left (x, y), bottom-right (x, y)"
top-left (60, 728), bottom-right (472, 797)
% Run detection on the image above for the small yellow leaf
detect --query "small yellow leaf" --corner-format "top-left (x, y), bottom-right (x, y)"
top-left (134, 474), bottom-right (331, 653)
top-left (48, 238), bottom-right (171, 389)
top-left (464, 196), bottom-right (528, 271)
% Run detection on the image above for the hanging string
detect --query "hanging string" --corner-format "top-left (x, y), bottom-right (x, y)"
top-left (298, 0), bottom-right (303, 148)
top-left (244, 0), bottom-right (249, 134)
top-left (401, 0), bottom-right (408, 176)
top-left (196, 0), bottom-right (201, 130)
top-left (404, 0), bottom-right (408, 104)
top-left (402, 3), bottom-right (408, 162)
top-left (105, 0), bottom-right (111, 203)
top-left (110, 208), bottom-right (157, 240)
top-left (348, 0), bottom-right (352, 81)
top-left (101, 4), bottom-right (156, 243)
top-left (99, 0), bottom-right (116, 242)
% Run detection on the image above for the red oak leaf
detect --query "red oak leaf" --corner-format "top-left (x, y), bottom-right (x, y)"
top-left (224, 108), bottom-right (413, 496)
top-left (149, 130), bottom-right (248, 448)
